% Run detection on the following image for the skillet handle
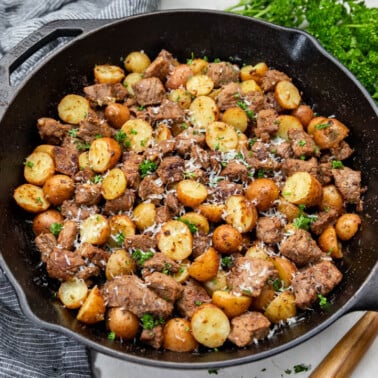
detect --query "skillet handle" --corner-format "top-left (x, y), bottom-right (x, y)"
top-left (0, 19), bottom-right (112, 120)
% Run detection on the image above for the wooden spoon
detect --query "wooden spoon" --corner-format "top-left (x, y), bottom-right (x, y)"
top-left (310, 311), bottom-right (378, 378)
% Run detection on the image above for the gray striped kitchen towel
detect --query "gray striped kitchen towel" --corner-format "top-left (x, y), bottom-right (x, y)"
top-left (0, 1), bottom-right (160, 377)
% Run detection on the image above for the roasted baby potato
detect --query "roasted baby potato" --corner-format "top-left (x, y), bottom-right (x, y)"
top-left (94, 64), bottom-right (125, 84)
top-left (239, 62), bottom-right (268, 82)
top-left (106, 249), bottom-right (136, 280)
top-left (206, 121), bottom-right (239, 152)
top-left (172, 259), bottom-right (191, 284)
top-left (32, 209), bottom-right (64, 235)
top-left (186, 74), bottom-right (214, 96)
top-left (225, 195), bottom-right (258, 233)
top-left (123, 72), bottom-right (142, 96)
top-left (157, 220), bottom-right (193, 260)
top-left (176, 180), bottom-right (208, 208)
top-left (88, 137), bottom-right (122, 173)
top-left (163, 318), bottom-right (198, 352)
top-left (291, 104), bottom-right (314, 127)
top-left (245, 241), bottom-right (272, 261)
top-left (167, 88), bottom-right (192, 109)
top-left (274, 80), bottom-right (301, 110)
top-left (179, 212), bottom-right (210, 234)
top-left (80, 214), bottom-right (110, 245)
top-left (222, 107), bottom-right (249, 133)
top-left (58, 278), bottom-right (88, 309)
top-left (271, 256), bottom-right (297, 287)
top-left (282, 172), bottom-right (323, 207)
top-left (245, 178), bottom-right (280, 211)
top-left (312, 118), bottom-right (349, 149)
top-left (275, 115), bottom-right (303, 140)
top-left (276, 197), bottom-right (300, 222)
top-left (196, 203), bottom-right (225, 223)
top-left (43, 174), bottom-right (75, 206)
top-left (264, 291), bottom-right (297, 323)
top-left (124, 51), bottom-right (151, 73)
top-left (13, 183), bottom-right (50, 213)
top-left (104, 103), bottom-right (130, 129)
top-left (166, 64), bottom-right (193, 89)
top-left (335, 213), bottom-right (361, 241)
top-left (58, 94), bottom-right (90, 124)
top-left (189, 95), bottom-right (219, 129)
top-left (101, 168), bottom-right (127, 200)
top-left (33, 144), bottom-right (55, 157)
top-left (121, 119), bottom-right (153, 153)
top-left (188, 58), bottom-right (208, 75)
top-left (318, 226), bottom-right (343, 258)
top-left (320, 185), bottom-right (344, 212)
top-left (240, 79), bottom-right (262, 94)
top-left (191, 304), bottom-right (230, 348)
top-left (212, 224), bottom-right (242, 254)
top-left (24, 151), bottom-right (55, 186)
top-left (76, 286), bottom-right (105, 324)
top-left (108, 214), bottom-right (136, 248)
top-left (107, 307), bottom-right (139, 340)
top-left (203, 270), bottom-right (228, 295)
top-left (212, 290), bottom-right (252, 318)
top-left (188, 247), bottom-right (220, 282)
top-left (133, 202), bottom-right (156, 231)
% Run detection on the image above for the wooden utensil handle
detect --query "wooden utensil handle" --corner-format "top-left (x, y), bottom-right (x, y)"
top-left (310, 311), bottom-right (378, 378)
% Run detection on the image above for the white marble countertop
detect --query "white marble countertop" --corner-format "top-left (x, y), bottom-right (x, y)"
top-left (92, 1), bottom-right (378, 377)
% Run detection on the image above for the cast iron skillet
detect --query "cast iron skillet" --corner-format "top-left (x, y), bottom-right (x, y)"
top-left (0, 10), bottom-right (377, 369)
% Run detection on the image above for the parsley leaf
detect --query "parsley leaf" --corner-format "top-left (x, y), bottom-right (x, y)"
top-left (139, 159), bottom-right (158, 178)
top-left (132, 249), bottom-right (154, 265)
top-left (49, 223), bottom-right (63, 236)
top-left (177, 218), bottom-right (198, 234)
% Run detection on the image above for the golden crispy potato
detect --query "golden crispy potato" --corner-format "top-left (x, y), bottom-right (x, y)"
top-left (275, 115), bottom-right (303, 140)
top-left (58, 94), bottom-right (89, 124)
top-left (107, 307), bottom-right (139, 340)
top-left (224, 195), bottom-right (258, 233)
top-left (212, 290), bottom-right (252, 318)
top-left (58, 278), bottom-right (88, 309)
top-left (189, 58), bottom-right (208, 75)
top-left (274, 80), bottom-right (301, 110)
top-left (191, 304), bottom-right (230, 348)
top-left (271, 256), bottom-right (297, 287)
top-left (318, 226), bottom-right (343, 258)
top-left (88, 137), bottom-right (122, 173)
top-left (167, 88), bottom-right (192, 109)
top-left (291, 104), bottom-right (314, 127)
top-left (33, 144), bottom-right (55, 157)
top-left (78, 151), bottom-right (90, 170)
top-left (196, 203), bottom-right (225, 223)
top-left (264, 291), bottom-right (297, 323)
top-left (245, 241), bottom-right (272, 261)
top-left (253, 284), bottom-right (276, 311)
top-left (186, 74), bottom-right (214, 96)
top-left (124, 51), bottom-right (151, 73)
top-left (123, 72), bottom-right (142, 96)
top-left (222, 107), bottom-right (249, 133)
top-left (179, 212), bottom-right (209, 234)
top-left (76, 286), bottom-right (105, 324)
top-left (307, 116), bottom-right (328, 135)
top-left (206, 121), bottom-right (239, 152)
top-left (212, 224), bottom-right (242, 254)
top-left (188, 247), bottom-right (220, 282)
top-left (80, 214), bottom-right (110, 245)
top-left (108, 214), bottom-right (136, 248)
top-left (13, 183), bottom-right (50, 213)
top-left (94, 64), bottom-right (125, 84)
top-left (240, 62), bottom-right (268, 82)
top-left (166, 64), bottom-right (193, 90)
top-left (237, 132), bottom-right (249, 150)
top-left (32, 209), bottom-right (64, 235)
top-left (335, 213), bottom-right (361, 241)
top-left (245, 178), bottom-right (280, 211)
top-left (121, 119), bottom-right (153, 153)
top-left (203, 270), bottom-right (228, 296)
top-left (320, 185), bottom-right (344, 212)
top-left (163, 318), bottom-right (199, 352)
top-left (24, 151), bottom-right (55, 186)
top-left (101, 168), bottom-right (127, 200)
top-left (154, 123), bottom-right (173, 142)
top-left (176, 180), bottom-right (208, 208)
top-left (157, 220), bottom-right (193, 260)
top-left (172, 259), bottom-right (191, 283)
top-left (104, 103), bottom-right (130, 129)
top-left (276, 197), bottom-right (300, 222)
top-left (43, 174), bottom-right (75, 206)
top-left (312, 118), bottom-right (349, 149)
top-left (240, 79), bottom-right (262, 94)
top-left (189, 95), bottom-right (219, 129)
top-left (105, 249), bottom-right (136, 280)
top-left (282, 172), bottom-right (323, 207)
top-left (133, 202), bottom-right (156, 231)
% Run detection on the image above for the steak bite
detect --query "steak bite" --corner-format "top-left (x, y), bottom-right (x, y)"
top-left (103, 189), bottom-right (135, 214)
top-left (53, 146), bottom-right (79, 177)
top-left (207, 61), bottom-right (240, 88)
top-left (124, 234), bottom-right (157, 252)
top-left (228, 312), bottom-right (271, 347)
top-left (77, 112), bottom-right (112, 142)
top-left (282, 157), bottom-right (318, 178)
top-left (216, 82), bottom-right (242, 110)
top-left (256, 216), bottom-right (284, 244)
top-left (77, 242), bottom-right (110, 269)
top-left (144, 272), bottom-right (183, 302)
top-left (227, 256), bottom-right (277, 297)
top-left (147, 99), bottom-right (184, 122)
top-left (330, 141), bottom-right (353, 161)
top-left (255, 109), bottom-right (279, 141)
top-left (83, 83), bottom-right (128, 106)
top-left (121, 151), bottom-right (143, 190)
top-left (288, 128), bottom-right (317, 158)
top-left (220, 161), bottom-right (249, 183)
top-left (156, 156), bottom-right (185, 184)
top-left (292, 260), bottom-right (343, 309)
top-left (102, 275), bottom-right (174, 319)
top-left (61, 200), bottom-right (99, 220)
top-left (140, 325), bottom-right (164, 349)
top-left (143, 49), bottom-right (178, 81)
top-left (142, 252), bottom-right (180, 277)
top-left (138, 175), bottom-right (165, 203)
top-left (310, 208), bottom-right (340, 235)
top-left (260, 69), bottom-right (291, 92)
top-left (34, 232), bottom-right (57, 263)
top-left (280, 229), bottom-right (324, 266)
top-left (332, 167), bottom-right (362, 208)
top-left (37, 117), bottom-right (72, 145)
top-left (133, 77), bottom-right (166, 106)
top-left (57, 220), bottom-right (78, 250)
top-left (74, 183), bottom-right (102, 206)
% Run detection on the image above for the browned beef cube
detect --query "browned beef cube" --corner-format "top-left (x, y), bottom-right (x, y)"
top-left (280, 229), bottom-right (324, 266)
top-left (260, 69), bottom-right (291, 92)
top-left (37, 117), bottom-right (71, 145)
top-left (57, 220), bottom-right (78, 250)
top-left (121, 151), bottom-right (143, 190)
top-left (143, 49), bottom-right (178, 81)
top-left (216, 82), bottom-right (241, 110)
top-left (83, 83), bottom-right (128, 106)
top-left (282, 157), bottom-right (318, 178)
top-left (208, 180), bottom-right (243, 202)
top-left (292, 260), bottom-right (343, 309)
top-left (228, 312), bottom-right (271, 347)
top-left (330, 141), bottom-right (353, 161)
top-left (255, 109), bottom-right (279, 141)
top-left (226, 257), bottom-right (277, 297)
top-left (207, 62), bottom-right (239, 88)
top-left (53, 146), bottom-right (79, 176)
top-left (124, 234), bottom-right (157, 252)
top-left (332, 167), bottom-right (362, 206)
top-left (74, 183), bottom-right (102, 206)
top-left (157, 156), bottom-right (185, 184)
top-left (77, 242), bottom-right (110, 268)
top-left (133, 77), bottom-right (166, 106)
top-left (288, 128), bottom-right (317, 158)
top-left (77, 112), bottom-right (112, 142)
top-left (35, 232), bottom-right (57, 263)
top-left (164, 192), bottom-right (183, 216)
top-left (310, 208), bottom-right (340, 235)
top-left (220, 161), bottom-right (249, 182)
top-left (140, 325), bottom-right (164, 349)
top-left (143, 139), bottom-right (176, 162)
top-left (147, 99), bottom-right (184, 122)
top-left (46, 248), bottom-right (85, 281)
top-left (61, 200), bottom-right (99, 220)
top-left (154, 206), bottom-right (172, 224)
top-left (142, 252), bottom-right (180, 276)
top-left (138, 176), bottom-right (164, 203)
top-left (103, 189), bottom-right (135, 214)
top-left (192, 234), bottom-right (212, 259)
top-left (256, 216), bottom-right (284, 244)
top-left (144, 272), bottom-right (183, 302)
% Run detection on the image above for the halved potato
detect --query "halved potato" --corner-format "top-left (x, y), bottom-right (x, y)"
top-left (245, 178), bottom-right (280, 211)
top-left (176, 180), bottom-right (208, 208)
top-left (13, 184), bottom-right (50, 213)
top-left (212, 290), bottom-right (252, 318)
top-left (245, 241), bottom-right (271, 261)
top-left (58, 94), bottom-right (89, 124)
top-left (163, 318), bottom-right (198, 352)
top-left (206, 121), bottom-right (239, 152)
top-left (189, 96), bottom-right (219, 129)
top-left (80, 214), bottom-right (110, 245)
top-left (58, 278), bottom-right (88, 309)
top-left (94, 64), bottom-right (125, 84)
top-left (167, 88), bottom-right (192, 109)
top-left (189, 58), bottom-right (208, 75)
top-left (124, 51), bottom-right (151, 73)
top-left (33, 144), bottom-right (55, 157)
top-left (320, 185), bottom-right (344, 212)
top-left (271, 256), bottom-right (297, 287)
top-left (78, 151), bottom-right (90, 170)
top-left (191, 304), bottom-right (230, 348)
top-left (179, 212), bottom-right (209, 234)
top-left (105, 249), bottom-right (136, 280)
top-left (88, 137), bottom-right (122, 173)
top-left (239, 62), bottom-right (268, 82)
top-left (203, 270), bottom-right (228, 295)
top-left (154, 123), bottom-right (173, 142)
top-left (188, 247), bottom-right (220, 282)
top-left (123, 72), bottom-right (142, 96)
top-left (157, 220), bottom-right (193, 260)
top-left (274, 80), bottom-right (301, 110)
top-left (102, 168), bottom-right (127, 200)
top-left (282, 172), bottom-right (322, 207)
top-left (186, 74), bottom-right (214, 96)
top-left (275, 115), bottom-right (303, 140)
top-left (108, 214), bottom-right (136, 248)
top-left (318, 226), bottom-right (343, 259)
top-left (224, 195), bottom-right (258, 233)
top-left (76, 286), bottom-right (105, 324)
top-left (121, 119), bottom-right (153, 153)
top-left (277, 197), bottom-right (300, 222)
top-left (264, 291), bottom-right (297, 323)
top-left (107, 307), bottom-right (139, 340)
top-left (222, 107), bottom-right (249, 133)
top-left (196, 203), bottom-right (225, 223)
top-left (24, 151), bottom-right (55, 186)
top-left (172, 259), bottom-right (191, 283)
top-left (32, 209), bottom-right (64, 235)
top-left (240, 79), bottom-right (262, 94)
top-left (133, 202), bottom-right (156, 231)
top-left (312, 118), bottom-right (349, 149)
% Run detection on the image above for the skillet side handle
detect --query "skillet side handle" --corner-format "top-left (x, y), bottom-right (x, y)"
top-left (348, 265), bottom-right (378, 312)
top-left (0, 19), bottom-right (112, 120)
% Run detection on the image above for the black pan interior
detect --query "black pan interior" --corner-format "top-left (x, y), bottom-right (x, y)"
top-left (0, 10), bottom-right (377, 368)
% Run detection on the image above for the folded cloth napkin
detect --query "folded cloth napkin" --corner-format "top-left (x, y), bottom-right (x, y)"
top-left (0, 1), bottom-right (159, 377)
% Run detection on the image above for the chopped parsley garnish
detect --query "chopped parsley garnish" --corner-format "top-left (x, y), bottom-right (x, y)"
top-left (107, 331), bottom-right (116, 341)
top-left (298, 140), bottom-right (306, 147)
top-left (137, 105), bottom-right (146, 111)
top-left (49, 223), bottom-right (63, 237)
top-left (257, 169), bottom-right (265, 178)
top-left (139, 159), bottom-right (158, 178)
top-left (221, 256), bottom-right (234, 269)
top-left (114, 130), bottom-right (131, 148)
top-left (130, 128), bottom-right (138, 135)
top-left (94, 134), bottom-right (103, 139)
top-left (183, 171), bottom-right (197, 179)
top-left (315, 122), bottom-right (331, 130)
top-left (68, 128), bottom-right (79, 137)
top-left (114, 231), bottom-right (125, 247)
top-left (318, 294), bottom-right (332, 311)
top-left (331, 160), bottom-right (344, 169)
top-left (140, 313), bottom-right (165, 330)
top-left (162, 263), bottom-right (173, 275)
top-left (293, 363), bottom-right (311, 373)
top-left (194, 300), bottom-right (203, 306)
top-left (272, 279), bottom-right (283, 291)
top-left (249, 137), bottom-right (257, 147)
top-left (76, 141), bottom-right (91, 151)
top-left (132, 249), bottom-right (154, 265)
top-left (213, 58), bottom-right (221, 63)
top-left (91, 174), bottom-right (103, 184)
top-left (293, 205), bottom-right (317, 230)
top-left (177, 218), bottom-right (198, 234)
top-left (24, 160), bottom-right (34, 168)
